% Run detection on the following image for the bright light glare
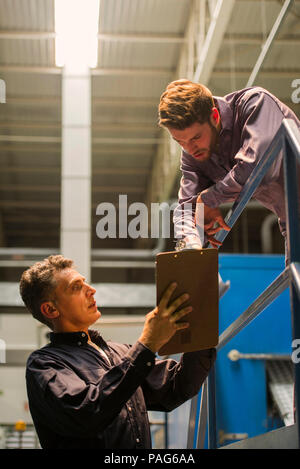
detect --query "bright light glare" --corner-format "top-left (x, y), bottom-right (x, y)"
top-left (55, 0), bottom-right (100, 69)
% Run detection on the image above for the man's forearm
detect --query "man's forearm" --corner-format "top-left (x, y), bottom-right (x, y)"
top-left (144, 348), bottom-right (216, 412)
top-left (173, 199), bottom-right (205, 248)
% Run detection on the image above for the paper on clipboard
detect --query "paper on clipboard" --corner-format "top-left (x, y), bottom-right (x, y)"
top-left (156, 249), bottom-right (219, 356)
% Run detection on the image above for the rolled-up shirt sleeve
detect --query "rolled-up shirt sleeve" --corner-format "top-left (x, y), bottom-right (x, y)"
top-left (173, 156), bottom-right (212, 240)
top-left (201, 92), bottom-right (284, 208)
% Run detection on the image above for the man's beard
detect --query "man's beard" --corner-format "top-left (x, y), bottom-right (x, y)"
top-left (195, 122), bottom-right (220, 162)
top-left (207, 121), bottom-right (220, 156)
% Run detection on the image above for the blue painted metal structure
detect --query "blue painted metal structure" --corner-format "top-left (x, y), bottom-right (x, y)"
top-left (217, 254), bottom-right (291, 444)
top-left (189, 118), bottom-right (300, 448)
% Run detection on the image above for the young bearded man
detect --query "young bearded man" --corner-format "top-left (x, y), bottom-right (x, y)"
top-left (158, 79), bottom-right (300, 257)
top-left (20, 255), bottom-right (215, 449)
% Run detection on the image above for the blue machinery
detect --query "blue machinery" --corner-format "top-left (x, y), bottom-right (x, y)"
top-left (187, 118), bottom-right (300, 449)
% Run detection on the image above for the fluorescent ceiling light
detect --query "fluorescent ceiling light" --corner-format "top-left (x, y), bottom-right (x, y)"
top-left (55, 0), bottom-right (100, 68)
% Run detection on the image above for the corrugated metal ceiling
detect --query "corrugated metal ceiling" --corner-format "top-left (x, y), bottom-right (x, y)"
top-left (0, 0), bottom-right (299, 255)
top-left (98, 0), bottom-right (192, 34)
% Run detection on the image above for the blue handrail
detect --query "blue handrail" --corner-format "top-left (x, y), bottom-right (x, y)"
top-left (193, 118), bottom-right (300, 449)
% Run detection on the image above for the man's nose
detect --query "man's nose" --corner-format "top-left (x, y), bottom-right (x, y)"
top-left (85, 283), bottom-right (96, 295)
top-left (183, 141), bottom-right (197, 154)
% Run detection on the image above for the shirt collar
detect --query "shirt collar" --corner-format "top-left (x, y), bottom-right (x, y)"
top-left (49, 330), bottom-right (89, 346)
top-left (213, 96), bottom-right (233, 132)
top-left (49, 329), bottom-right (106, 348)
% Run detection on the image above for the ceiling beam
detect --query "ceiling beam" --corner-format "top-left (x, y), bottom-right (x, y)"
top-left (0, 201), bottom-right (60, 209)
top-left (0, 166), bottom-right (59, 174)
top-left (93, 186), bottom-right (144, 194)
top-left (5, 215), bottom-right (60, 224)
top-left (97, 33), bottom-right (185, 43)
top-left (223, 34), bottom-right (300, 45)
top-left (5, 230), bottom-right (59, 238)
top-left (0, 135), bottom-right (162, 145)
top-left (0, 65), bottom-right (61, 74)
top-left (0, 121), bottom-right (155, 132)
top-left (0, 121), bottom-right (61, 130)
top-left (0, 200), bottom-right (145, 209)
top-left (93, 168), bottom-right (148, 176)
top-left (4, 95), bottom-right (61, 105)
top-left (0, 31), bottom-right (56, 39)
top-left (4, 96), bottom-right (156, 107)
top-left (0, 166), bottom-right (148, 176)
top-left (0, 185), bottom-right (144, 194)
top-left (92, 137), bottom-right (163, 145)
top-left (0, 184), bottom-right (59, 192)
top-left (194, 0), bottom-right (236, 84)
top-left (92, 68), bottom-right (171, 77)
top-left (0, 144), bottom-right (60, 152)
top-left (92, 123), bottom-right (157, 132)
top-left (0, 30), bottom-right (185, 44)
top-left (213, 68), bottom-right (300, 77)
top-left (0, 145), bottom-right (152, 155)
top-left (0, 135), bottom-right (60, 144)
top-left (93, 97), bottom-right (158, 107)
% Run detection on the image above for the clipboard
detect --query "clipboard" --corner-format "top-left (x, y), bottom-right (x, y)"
top-left (156, 249), bottom-right (219, 355)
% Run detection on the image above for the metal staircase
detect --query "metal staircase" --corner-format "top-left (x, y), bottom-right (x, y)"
top-left (187, 118), bottom-right (300, 449)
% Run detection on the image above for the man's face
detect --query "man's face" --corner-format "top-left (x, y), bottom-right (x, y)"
top-left (167, 117), bottom-right (219, 162)
top-left (50, 268), bottom-right (101, 331)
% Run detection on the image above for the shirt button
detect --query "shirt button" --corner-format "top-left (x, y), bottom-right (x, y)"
top-left (81, 333), bottom-right (86, 337)
top-left (136, 438), bottom-right (140, 443)
top-left (146, 362), bottom-right (152, 367)
top-left (77, 341), bottom-right (82, 346)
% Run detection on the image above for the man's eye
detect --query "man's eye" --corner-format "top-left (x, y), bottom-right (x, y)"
top-left (72, 284), bottom-right (82, 291)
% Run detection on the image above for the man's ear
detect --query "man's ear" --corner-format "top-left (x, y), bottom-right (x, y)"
top-left (210, 107), bottom-right (220, 127)
top-left (40, 301), bottom-right (59, 321)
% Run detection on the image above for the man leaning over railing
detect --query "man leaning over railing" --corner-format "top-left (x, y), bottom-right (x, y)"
top-left (158, 80), bottom-right (300, 262)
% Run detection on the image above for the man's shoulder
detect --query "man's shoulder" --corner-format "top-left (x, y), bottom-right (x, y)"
top-left (219, 86), bottom-right (274, 103)
top-left (26, 344), bottom-right (62, 368)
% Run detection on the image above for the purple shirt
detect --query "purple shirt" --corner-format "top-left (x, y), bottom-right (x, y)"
top-left (174, 87), bottom-right (300, 240)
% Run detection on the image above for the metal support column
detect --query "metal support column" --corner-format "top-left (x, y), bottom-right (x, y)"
top-left (194, 0), bottom-right (235, 85)
top-left (186, 394), bottom-right (200, 448)
top-left (207, 364), bottom-right (217, 448)
top-left (283, 120), bottom-right (300, 445)
top-left (60, 64), bottom-right (92, 280)
top-left (247, 0), bottom-right (292, 87)
top-left (196, 379), bottom-right (208, 449)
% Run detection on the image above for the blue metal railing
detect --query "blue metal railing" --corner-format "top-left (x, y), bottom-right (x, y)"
top-left (188, 118), bottom-right (300, 449)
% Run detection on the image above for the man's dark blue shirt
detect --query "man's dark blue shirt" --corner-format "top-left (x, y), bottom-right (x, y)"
top-left (26, 329), bottom-right (215, 449)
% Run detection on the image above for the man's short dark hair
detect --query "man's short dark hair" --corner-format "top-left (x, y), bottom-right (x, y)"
top-left (19, 255), bottom-right (73, 329)
top-left (158, 79), bottom-right (214, 129)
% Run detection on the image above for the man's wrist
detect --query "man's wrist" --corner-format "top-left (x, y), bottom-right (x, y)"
top-left (138, 336), bottom-right (157, 354)
top-left (175, 234), bottom-right (202, 251)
